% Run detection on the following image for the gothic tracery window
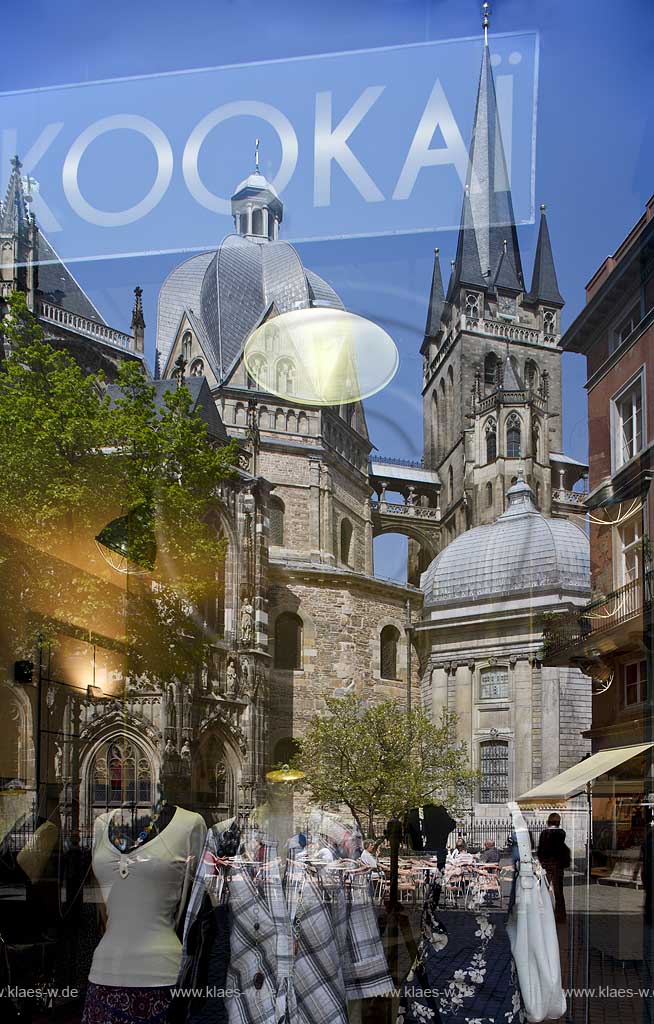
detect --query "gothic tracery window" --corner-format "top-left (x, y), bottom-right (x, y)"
top-left (93, 740), bottom-right (151, 806)
top-left (506, 413), bottom-right (522, 458)
top-left (543, 309), bottom-right (556, 336)
top-left (465, 292), bottom-right (481, 318)
top-left (276, 358), bottom-right (296, 395)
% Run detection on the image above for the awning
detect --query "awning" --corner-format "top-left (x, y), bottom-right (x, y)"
top-left (516, 742), bottom-right (654, 805)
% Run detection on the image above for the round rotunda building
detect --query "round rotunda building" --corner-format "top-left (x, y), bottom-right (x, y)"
top-left (419, 473), bottom-right (592, 817)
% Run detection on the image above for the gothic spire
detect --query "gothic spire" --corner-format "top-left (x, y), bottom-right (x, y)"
top-left (131, 285), bottom-right (145, 330)
top-left (528, 204), bottom-right (564, 307)
top-left (449, 31), bottom-right (524, 296)
top-left (424, 248), bottom-right (445, 341)
top-left (0, 155), bottom-right (29, 234)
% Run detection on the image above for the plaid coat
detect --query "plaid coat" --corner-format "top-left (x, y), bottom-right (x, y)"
top-left (181, 828), bottom-right (393, 1024)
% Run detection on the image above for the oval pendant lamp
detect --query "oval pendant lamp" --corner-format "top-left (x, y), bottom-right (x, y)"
top-left (244, 307), bottom-right (398, 406)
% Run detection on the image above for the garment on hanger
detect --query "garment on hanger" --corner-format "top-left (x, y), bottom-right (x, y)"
top-left (83, 804), bottom-right (206, 1011)
top-left (397, 881), bottom-right (524, 1024)
top-left (180, 827), bottom-right (393, 1024)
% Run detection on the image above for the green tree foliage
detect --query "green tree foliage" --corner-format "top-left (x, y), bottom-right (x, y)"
top-left (294, 695), bottom-right (477, 837)
top-left (0, 291), bottom-right (239, 681)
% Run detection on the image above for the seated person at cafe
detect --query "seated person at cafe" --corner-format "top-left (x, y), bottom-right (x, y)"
top-left (478, 838), bottom-right (501, 864)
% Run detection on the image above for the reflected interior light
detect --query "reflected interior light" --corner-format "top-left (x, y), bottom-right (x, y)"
top-left (265, 763), bottom-right (306, 784)
top-left (95, 504), bottom-right (157, 574)
top-left (244, 307), bottom-right (399, 406)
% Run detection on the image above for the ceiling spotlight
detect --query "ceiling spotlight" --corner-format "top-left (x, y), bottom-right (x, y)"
top-left (244, 307), bottom-right (399, 406)
top-left (95, 504), bottom-right (157, 574)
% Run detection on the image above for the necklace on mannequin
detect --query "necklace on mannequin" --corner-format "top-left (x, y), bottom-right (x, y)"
top-left (109, 799), bottom-right (168, 853)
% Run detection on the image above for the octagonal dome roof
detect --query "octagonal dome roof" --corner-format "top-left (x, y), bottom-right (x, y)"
top-left (421, 474), bottom-right (589, 607)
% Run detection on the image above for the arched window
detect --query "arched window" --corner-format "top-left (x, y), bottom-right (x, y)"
top-left (251, 208), bottom-right (263, 236)
top-left (276, 359), bottom-right (296, 395)
top-left (275, 408), bottom-right (285, 430)
top-left (506, 413), bottom-right (521, 458)
top-left (484, 352), bottom-right (498, 387)
top-left (234, 403), bottom-right (246, 426)
top-left (249, 353), bottom-right (267, 388)
top-left (181, 331), bottom-right (193, 361)
top-left (479, 740), bottom-right (509, 803)
top-left (189, 358), bottom-right (204, 377)
top-left (486, 481), bottom-right (493, 507)
top-left (258, 406), bottom-right (269, 429)
top-left (485, 418), bottom-right (497, 462)
top-left (274, 612), bottom-right (303, 670)
top-left (525, 359), bottom-right (539, 392)
top-left (448, 466), bottom-right (454, 504)
top-left (380, 625), bottom-right (400, 680)
top-left (269, 496), bottom-right (285, 546)
top-left (94, 740), bottom-right (151, 806)
top-left (273, 737), bottom-right (301, 765)
top-left (298, 412), bottom-right (309, 435)
top-left (340, 518), bottom-right (353, 565)
top-left (286, 410), bottom-right (296, 433)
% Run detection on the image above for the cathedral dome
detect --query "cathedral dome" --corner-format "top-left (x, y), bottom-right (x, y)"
top-left (421, 475), bottom-right (589, 607)
top-left (156, 237), bottom-right (343, 376)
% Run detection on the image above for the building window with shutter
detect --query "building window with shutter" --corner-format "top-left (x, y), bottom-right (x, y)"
top-left (612, 371), bottom-right (645, 469)
top-left (622, 660), bottom-right (647, 707)
top-left (479, 740), bottom-right (509, 803)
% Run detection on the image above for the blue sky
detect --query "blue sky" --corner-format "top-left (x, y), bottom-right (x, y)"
top-left (4, 0), bottom-right (653, 580)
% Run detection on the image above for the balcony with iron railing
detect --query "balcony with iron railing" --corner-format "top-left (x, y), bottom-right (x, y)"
top-left (542, 571), bottom-right (653, 664)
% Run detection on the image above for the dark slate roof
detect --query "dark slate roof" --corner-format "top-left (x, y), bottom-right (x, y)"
top-left (528, 207), bottom-right (564, 307)
top-left (502, 354), bottom-right (523, 390)
top-left (449, 43), bottom-right (524, 297)
top-left (0, 160), bottom-right (29, 234)
top-left (424, 249), bottom-right (446, 340)
top-left (106, 376), bottom-right (229, 444)
top-left (36, 233), bottom-right (107, 323)
top-left (157, 234), bottom-right (345, 383)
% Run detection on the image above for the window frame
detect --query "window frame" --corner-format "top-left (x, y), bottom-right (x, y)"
top-left (506, 413), bottom-right (522, 459)
top-left (273, 611), bottom-right (303, 671)
top-left (380, 624), bottom-right (401, 681)
top-left (611, 367), bottom-right (646, 472)
top-left (609, 294), bottom-right (643, 354)
top-left (479, 739), bottom-right (510, 804)
top-left (479, 665), bottom-right (509, 702)
top-left (621, 659), bottom-right (647, 708)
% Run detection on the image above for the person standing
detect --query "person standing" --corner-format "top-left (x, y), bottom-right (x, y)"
top-left (537, 813), bottom-right (571, 923)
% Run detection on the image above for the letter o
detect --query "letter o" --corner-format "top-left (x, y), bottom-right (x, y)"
top-left (183, 101), bottom-right (298, 215)
top-left (62, 114), bottom-right (173, 227)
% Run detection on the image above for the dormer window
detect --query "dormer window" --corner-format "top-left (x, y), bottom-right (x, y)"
top-left (465, 292), bottom-right (481, 319)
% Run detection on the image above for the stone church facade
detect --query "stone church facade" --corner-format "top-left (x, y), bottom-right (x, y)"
top-left (0, 29), bottom-right (593, 834)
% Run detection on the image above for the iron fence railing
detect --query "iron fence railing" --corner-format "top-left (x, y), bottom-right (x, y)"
top-left (543, 571), bottom-right (653, 658)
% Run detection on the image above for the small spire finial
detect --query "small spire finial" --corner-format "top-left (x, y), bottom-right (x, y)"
top-left (502, 239), bottom-right (508, 254)
top-left (434, 247), bottom-right (439, 255)
top-left (255, 138), bottom-right (260, 172)
top-left (11, 154), bottom-right (22, 173)
top-left (540, 203), bottom-right (547, 213)
top-left (482, 2), bottom-right (490, 44)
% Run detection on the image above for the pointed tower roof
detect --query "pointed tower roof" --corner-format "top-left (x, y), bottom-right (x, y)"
top-left (423, 248), bottom-right (446, 345)
top-left (449, 36), bottom-right (524, 296)
top-left (528, 204), bottom-right (564, 307)
top-left (0, 155), bottom-right (29, 234)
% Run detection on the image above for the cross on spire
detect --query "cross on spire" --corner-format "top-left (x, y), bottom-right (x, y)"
top-left (482, 2), bottom-right (491, 44)
top-left (255, 138), bottom-right (260, 172)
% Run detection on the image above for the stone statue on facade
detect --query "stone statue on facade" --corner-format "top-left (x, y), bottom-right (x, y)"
top-left (240, 597), bottom-right (254, 644)
top-left (226, 658), bottom-right (238, 696)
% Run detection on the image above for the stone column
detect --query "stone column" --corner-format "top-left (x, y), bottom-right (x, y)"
top-left (308, 458), bottom-right (321, 562)
top-left (455, 662), bottom-right (473, 748)
top-left (320, 465), bottom-right (335, 565)
top-left (430, 665), bottom-right (448, 722)
top-left (363, 498), bottom-right (373, 575)
top-left (541, 666), bottom-right (561, 780)
top-left (246, 204), bottom-right (253, 235)
top-left (262, 208), bottom-right (269, 238)
top-left (513, 658), bottom-right (533, 799)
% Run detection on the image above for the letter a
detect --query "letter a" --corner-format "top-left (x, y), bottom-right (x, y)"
top-left (393, 79), bottom-right (469, 200)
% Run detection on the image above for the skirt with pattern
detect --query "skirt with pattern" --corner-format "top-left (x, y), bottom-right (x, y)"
top-left (81, 982), bottom-right (174, 1024)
